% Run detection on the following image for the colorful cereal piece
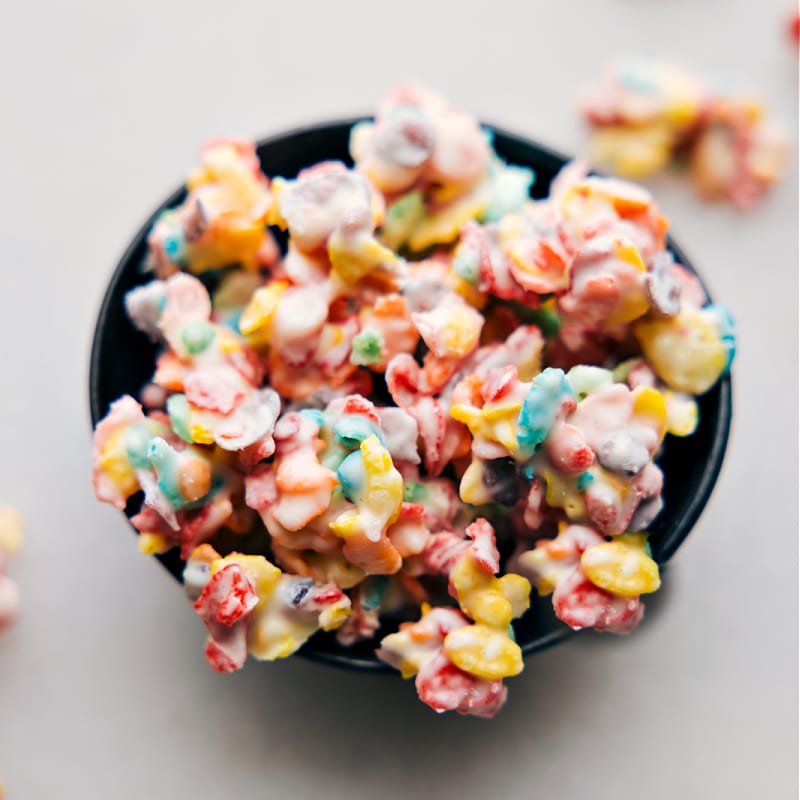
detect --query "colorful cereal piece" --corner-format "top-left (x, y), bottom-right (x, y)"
top-left (147, 139), bottom-right (276, 276)
top-left (330, 435), bottom-right (405, 574)
top-left (0, 505), bottom-right (23, 629)
top-left (581, 532), bottom-right (661, 597)
top-left (197, 553), bottom-right (351, 666)
top-left (634, 306), bottom-right (735, 394)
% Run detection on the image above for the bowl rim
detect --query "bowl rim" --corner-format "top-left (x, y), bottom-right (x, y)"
top-left (89, 118), bottom-right (733, 671)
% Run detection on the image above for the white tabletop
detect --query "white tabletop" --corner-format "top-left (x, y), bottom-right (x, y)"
top-left (0, 1), bottom-right (797, 797)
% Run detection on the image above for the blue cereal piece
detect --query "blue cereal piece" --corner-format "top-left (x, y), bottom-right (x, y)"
top-left (517, 368), bottom-right (574, 459)
top-left (706, 304), bottom-right (736, 372)
top-left (337, 450), bottom-right (366, 504)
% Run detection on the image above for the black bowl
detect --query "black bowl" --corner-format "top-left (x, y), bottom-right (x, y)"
top-left (89, 119), bottom-right (733, 671)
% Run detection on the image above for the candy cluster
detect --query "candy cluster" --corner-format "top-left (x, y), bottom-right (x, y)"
top-left (0, 505), bottom-right (23, 629)
top-left (92, 86), bottom-right (734, 717)
top-left (583, 60), bottom-right (788, 209)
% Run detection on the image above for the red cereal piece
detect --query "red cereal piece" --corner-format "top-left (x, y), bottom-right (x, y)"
top-left (552, 567), bottom-right (643, 634)
top-left (194, 564), bottom-right (259, 626)
top-left (416, 650), bottom-right (508, 718)
top-left (193, 563), bottom-right (258, 672)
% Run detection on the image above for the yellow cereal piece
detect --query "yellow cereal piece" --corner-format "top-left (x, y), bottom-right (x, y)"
top-left (441, 307), bottom-right (483, 358)
top-left (329, 509), bottom-right (361, 538)
top-left (607, 239), bottom-right (650, 325)
top-left (407, 191), bottom-right (488, 252)
top-left (185, 219), bottom-right (266, 274)
top-left (590, 124), bottom-right (674, 179)
top-left (451, 557), bottom-right (530, 629)
top-left (663, 391), bottom-right (699, 437)
top-left (331, 436), bottom-right (403, 544)
top-left (457, 460), bottom-right (494, 506)
top-left (631, 385), bottom-right (668, 444)
top-left (447, 272), bottom-right (488, 310)
top-left (519, 550), bottom-right (562, 596)
top-left (634, 309), bottom-right (725, 394)
top-left (0, 505), bottom-right (23, 556)
top-left (451, 399), bottom-right (521, 456)
top-left (100, 429), bottom-right (140, 498)
top-left (246, 574), bottom-right (351, 661)
top-left (239, 281), bottom-right (288, 336)
top-left (329, 233), bottom-right (399, 285)
top-left (664, 96), bottom-right (703, 129)
top-left (187, 143), bottom-right (267, 213)
top-left (320, 602), bottom-right (351, 631)
top-left (214, 328), bottom-right (244, 356)
top-left (360, 434), bottom-right (403, 524)
top-left (378, 626), bottom-right (427, 678)
top-left (541, 469), bottom-right (587, 520)
top-left (444, 623), bottom-right (524, 681)
top-left (189, 423), bottom-right (215, 445)
top-left (581, 533), bottom-right (661, 597)
top-left (138, 533), bottom-right (172, 555)
top-left (265, 179), bottom-right (288, 228)
top-left (450, 403), bottom-right (482, 430)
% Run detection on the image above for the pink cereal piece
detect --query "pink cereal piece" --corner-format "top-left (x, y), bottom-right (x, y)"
top-left (239, 435), bottom-right (278, 468)
top-left (568, 384), bottom-right (635, 452)
top-left (130, 505), bottom-right (176, 541)
top-left (481, 365), bottom-right (518, 404)
top-left (465, 518), bottom-right (500, 574)
top-left (422, 532), bottom-right (470, 577)
top-left (387, 502), bottom-right (431, 559)
top-left (185, 367), bottom-right (247, 415)
top-left (209, 387), bottom-right (280, 452)
top-left (544, 422), bottom-right (595, 474)
top-left (163, 272), bottom-right (213, 325)
top-left (429, 110), bottom-right (491, 187)
top-left (178, 495), bottom-right (235, 559)
top-left (523, 478), bottom-right (545, 530)
top-left (243, 464), bottom-right (278, 513)
top-left (460, 222), bottom-right (531, 303)
top-left (375, 407), bottom-right (420, 465)
top-left (627, 360), bottom-right (658, 389)
top-left (583, 479), bottom-right (637, 535)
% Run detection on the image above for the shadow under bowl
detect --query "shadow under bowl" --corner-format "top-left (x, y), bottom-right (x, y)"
top-left (89, 119), bottom-right (733, 671)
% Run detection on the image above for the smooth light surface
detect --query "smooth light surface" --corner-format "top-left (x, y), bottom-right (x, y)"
top-left (0, 1), bottom-right (797, 797)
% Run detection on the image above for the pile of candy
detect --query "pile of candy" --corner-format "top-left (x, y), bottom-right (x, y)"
top-left (0, 505), bottom-right (23, 629)
top-left (92, 86), bottom-right (734, 717)
top-left (583, 61), bottom-right (788, 209)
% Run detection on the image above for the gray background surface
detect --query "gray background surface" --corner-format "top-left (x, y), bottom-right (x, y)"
top-left (0, 1), bottom-right (797, 797)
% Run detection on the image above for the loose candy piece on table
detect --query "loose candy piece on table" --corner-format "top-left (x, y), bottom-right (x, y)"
top-left (583, 60), bottom-right (787, 208)
top-left (0, 504), bottom-right (23, 629)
